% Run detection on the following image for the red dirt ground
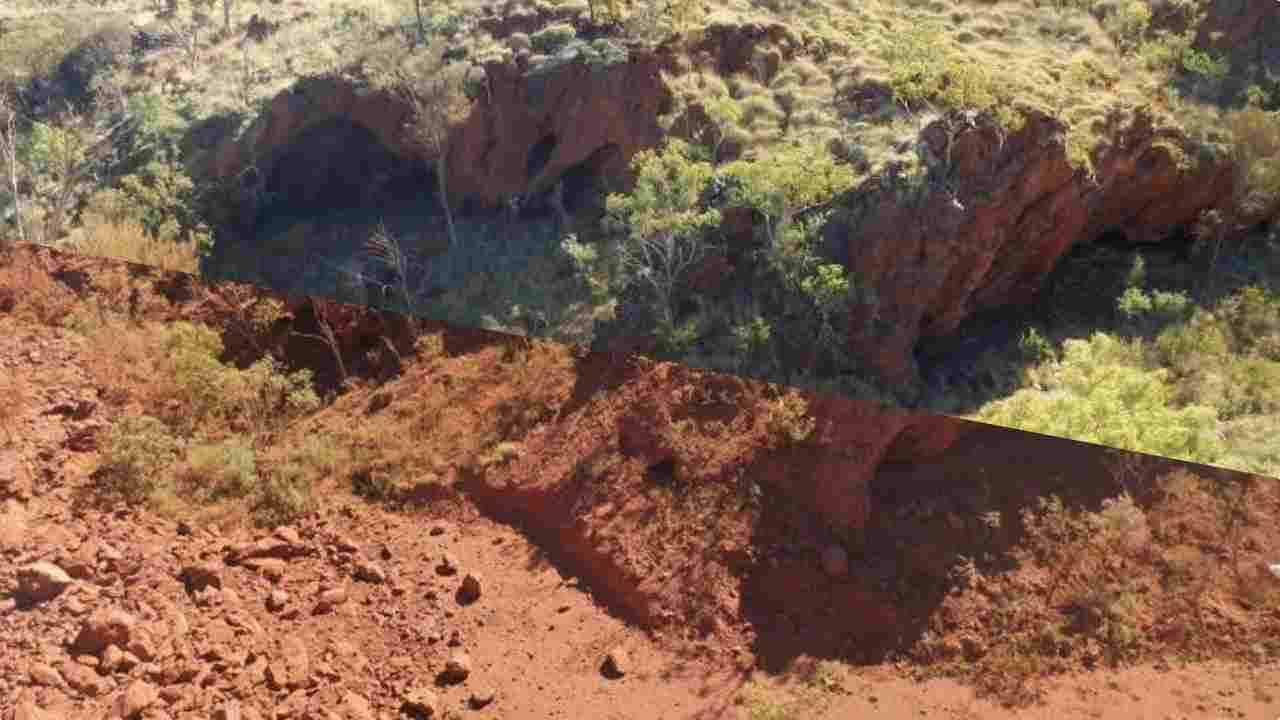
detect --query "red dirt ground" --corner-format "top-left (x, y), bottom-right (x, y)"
top-left (1, 243), bottom-right (1278, 720)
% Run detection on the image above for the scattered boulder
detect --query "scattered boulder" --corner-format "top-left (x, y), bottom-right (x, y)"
top-left (266, 590), bottom-right (290, 612)
top-left (353, 560), bottom-right (386, 584)
top-left (601, 647), bottom-right (628, 679)
top-left (400, 688), bottom-right (439, 718)
top-left (72, 608), bottom-right (137, 657)
top-left (100, 645), bottom-right (139, 673)
top-left (440, 652), bottom-right (471, 685)
top-left (15, 562), bottom-right (74, 606)
top-left (458, 572), bottom-right (483, 604)
top-left (26, 662), bottom-right (64, 688)
top-left (315, 586), bottom-right (347, 613)
top-left (60, 659), bottom-right (108, 697)
top-left (110, 680), bottom-right (157, 719)
top-left (468, 688), bottom-right (495, 709)
top-left (178, 563), bottom-right (222, 594)
top-left (435, 554), bottom-right (459, 577)
top-left (242, 557), bottom-right (286, 582)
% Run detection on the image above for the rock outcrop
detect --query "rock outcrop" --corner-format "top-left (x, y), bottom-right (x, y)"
top-left (827, 104), bottom-right (1240, 387)
top-left (449, 39), bottom-right (670, 212)
top-left (205, 41), bottom-right (671, 235)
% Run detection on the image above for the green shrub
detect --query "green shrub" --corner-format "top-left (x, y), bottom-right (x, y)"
top-left (1103, 0), bottom-right (1151, 54)
top-left (159, 321), bottom-right (321, 433)
top-left (182, 436), bottom-right (259, 500)
top-left (255, 461), bottom-right (313, 527)
top-left (1153, 311), bottom-right (1230, 377)
top-left (1226, 109), bottom-right (1280, 218)
top-left (655, 317), bottom-right (702, 356)
top-left (1018, 327), bottom-right (1056, 363)
top-left (1117, 287), bottom-right (1191, 329)
top-left (99, 415), bottom-right (182, 501)
top-left (977, 333), bottom-right (1223, 464)
top-left (1218, 285), bottom-right (1280, 359)
top-left (530, 23), bottom-right (577, 54)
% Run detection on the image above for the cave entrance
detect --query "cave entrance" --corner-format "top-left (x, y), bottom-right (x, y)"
top-left (558, 143), bottom-right (622, 218)
top-left (261, 118), bottom-right (435, 226)
top-left (1094, 226), bottom-right (1128, 249)
top-left (526, 133), bottom-right (558, 181)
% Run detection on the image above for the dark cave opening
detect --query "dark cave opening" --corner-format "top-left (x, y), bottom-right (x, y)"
top-left (559, 143), bottom-right (621, 217)
top-left (1094, 226), bottom-right (1128, 250)
top-left (261, 118), bottom-right (436, 223)
top-left (527, 133), bottom-right (559, 181)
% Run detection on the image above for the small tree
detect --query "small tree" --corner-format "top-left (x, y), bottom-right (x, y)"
top-left (722, 142), bottom-right (856, 250)
top-left (28, 106), bottom-right (132, 242)
top-left (388, 47), bottom-right (471, 250)
top-left (604, 138), bottom-right (721, 326)
top-left (702, 94), bottom-right (742, 165)
top-left (0, 92), bottom-right (25, 246)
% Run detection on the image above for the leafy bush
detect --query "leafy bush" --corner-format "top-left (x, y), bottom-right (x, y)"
top-left (1152, 310), bottom-right (1230, 377)
top-left (1018, 327), bottom-right (1056, 363)
top-left (1117, 287), bottom-right (1191, 330)
top-left (977, 333), bottom-right (1223, 464)
top-left (1102, 0), bottom-right (1151, 54)
top-left (1226, 109), bottom-right (1280, 218)
top-left (605, 138), bottom-right (721, 325)
top-left (531, 23), bottom-right (577, 54)
top-left (158, 321), bottom-right (321, 434)
top-left (99, 415), bottom-right (182, 500)
top-left (1218, 286), bottom-right (1280, 360)
top-left (180, 436), bottom-right (259, 500)
top-left (881, 25), bottom-right (1017, 125)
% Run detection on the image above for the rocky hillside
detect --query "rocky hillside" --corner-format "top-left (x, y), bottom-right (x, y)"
top-left (2, 238), bottom-right (1280, 720)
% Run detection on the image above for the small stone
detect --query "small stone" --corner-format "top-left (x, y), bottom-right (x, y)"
top-left (61, 660), bottom-right (107, 697)
top-left (212, 701), bottom-right (242, 720)
top-left (101, 644), bottom-right (130, 673)
top-left (435, 553), bottom-right (459, 577)
top-left (821, 544), bottom-right (849, 578)
top-left (468, 688), bottom-right (495, 709)
top-left (27, 662), bottom-right (64, 688)
top-left (243, 557), bottom-right (286, 582)
top-left (266, 590), bottom-right (290, 612)
top-left (111, 680), bottom-right (158, 718)
top-left (458, 572), bottom-right (482, 604)
top-left (178, 563), bottom-right (223, 594)
top-left (274, 526), bottom-right (301, 546)
top-left (400, 687), bottom-right (439, 718)
top-left (15, 561), bottom-right (74, 606)
top-left (315, 586), bottom-right (347, 612)
top-left (602, 648), bottom-right (628, 679)
top-left (72, 608), bottom-right (137, 657)
top-left (440, 652), bottom-right (471, 684)
top-left (353, 560), bottom-right (386, 584)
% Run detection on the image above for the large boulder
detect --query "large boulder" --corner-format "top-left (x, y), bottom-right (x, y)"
top-left (826, 105), bottom-right (1238, 387)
